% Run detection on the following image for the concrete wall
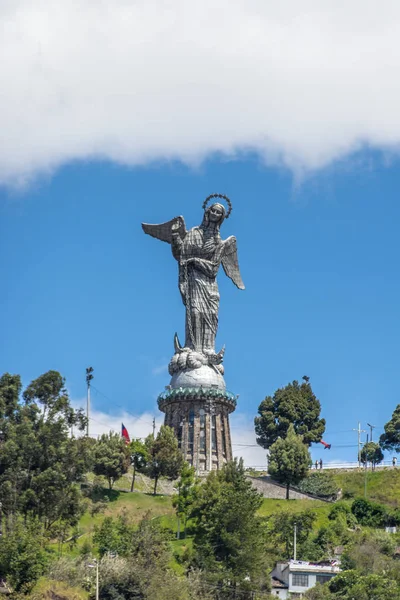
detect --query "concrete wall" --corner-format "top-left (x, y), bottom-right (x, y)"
top-left (247, 476), bottom-right (324, 501)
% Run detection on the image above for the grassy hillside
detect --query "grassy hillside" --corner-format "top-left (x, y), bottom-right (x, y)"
top-left (258, 498), bottom-right (331, 528)
top-left (69, 487), bottom-right (329, 556)
top-left (29, 579), bottom-right (89, 600)
top-left (332, 468), bottom-right (400, 508)
top-left (62, 468), bottom-right (400, 559)
top-left (63, 488), bottom-right (175, 557)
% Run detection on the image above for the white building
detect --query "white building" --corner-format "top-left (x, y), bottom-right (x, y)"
top-left (271, 560), bottom-right (341, 598)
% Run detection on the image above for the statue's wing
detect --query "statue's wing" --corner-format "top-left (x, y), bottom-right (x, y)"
top-left (221, 236), bottom-right (245, 290)
top-left (141, 216), bottom-right (186, 244)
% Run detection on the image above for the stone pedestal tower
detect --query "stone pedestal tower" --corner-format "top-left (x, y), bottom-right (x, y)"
top-left (158, 365), bottom-right (237, 473)
top-left (142, 194), bottom-right (244, 472)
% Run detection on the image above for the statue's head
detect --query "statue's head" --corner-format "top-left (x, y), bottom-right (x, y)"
top-left (201, 194), bottom-right (232, 230)
top-left (206, 203), bottom-right (226, 224)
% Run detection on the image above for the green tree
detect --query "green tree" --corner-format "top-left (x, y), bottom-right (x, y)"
top-left (146, 426), bottom-right (183, 495)
top-left (192, 459), bottom-right (268, 592)
top-left (361, 441), bottom-right (384, 470)
top-left (129, 438), bottom-right (149, 492)
top-left (172, 463), bottom-right (199, 539)
top-left (0, 371), bottom-right (90, 533)
top-left (329, 571), bottom-right (400, 600)
top-left (93, 514), bottom-right (135, 557)
top-left (270, 510), bottom-right (316, 557)
top-left (351, 498), bottom-right (388, 528)
top-left (304, 583), bottom-right (334, 599)
top-left (380, 405), bottom-right (400, 452)
top-left (340, 529), bottom-right (395, 576)
top-left (0, 521), bottom-right (48, 593)
top-left (93, 432), bottom-right (131, 489)
top-left (268, 424), bottom-right (311, 499)
top-left (0, 373), bottom-right (21, 420)
top-left (255, 377), bottom-right (325, 449)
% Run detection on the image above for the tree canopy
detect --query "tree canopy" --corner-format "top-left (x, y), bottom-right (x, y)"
top-left (92, 432), bottom-right (131, 489)
top-left (254, 377), bottom-right (325, 449)
top-left (0, 371), bottom-right (90, 533)
top-left (268, 424), bottom-right (312, 499)
top-left (172, 463), bottom-right (199, 539)
top-left (192, 458), bottom-right (268, 592)
top-left (146, 425), bottom-right (183, 495)
top-left (361, 442), bottom-right (384, 470)
top-left (380, 405), bottom-right (400, 452)
top-left (129, 438), bottom-right (150, 492)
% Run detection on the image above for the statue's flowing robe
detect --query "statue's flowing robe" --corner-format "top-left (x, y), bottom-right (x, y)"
top-left (172, 226), bottom-right (223, 354)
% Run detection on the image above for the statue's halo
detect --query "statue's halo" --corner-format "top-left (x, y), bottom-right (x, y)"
top-left (202, 193), bottom-right (232, 219)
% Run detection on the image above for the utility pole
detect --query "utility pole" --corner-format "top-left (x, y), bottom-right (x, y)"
top-left (367, 423), bottom-right (376, 442)
top-left (364, 434), bottom-right (369, 498)
top-left (352, 422), bottom-right (366, 468)
top-left (152, 417), bottom-right (156, 437)
top-left (85, 367), bottom-right (94, 438)
top-left (88, 559), bottom-right (99, 600)
top-left (294, 522), bottom-right (297, 561)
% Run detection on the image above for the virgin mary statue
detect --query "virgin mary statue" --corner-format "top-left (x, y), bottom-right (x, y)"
top-left (142, 195), bottom-right (244, 361)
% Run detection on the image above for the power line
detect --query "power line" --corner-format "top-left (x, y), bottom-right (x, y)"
top-left (90, 384), bottom-right (155, 428)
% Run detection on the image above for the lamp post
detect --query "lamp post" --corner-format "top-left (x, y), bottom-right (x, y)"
top-left (86, 367), bottom-right (94, 438)
top-left (88, 559), bottom-right (99, 600)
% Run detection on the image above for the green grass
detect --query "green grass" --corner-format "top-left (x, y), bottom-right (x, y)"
top-left (258, 498), bottom-right (331, 528)
top-left (332, 468), bottom-right (400, 508)
top-left (30, 578), bottom-right (89, 600)
top-left (60, 489), bottom-right (175, 557)
top-left (61, 469), bottom-right (400, 559)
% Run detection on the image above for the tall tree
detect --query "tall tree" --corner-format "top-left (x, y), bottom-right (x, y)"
top-left (380, 405), bottom-right (400, 452)
top-left (0, 373), bottom-right (21, 421)
top-left (129, 438), bottom-right (150, 492)
top-left (0, 370), bottom-right (90, 533)
top-left (254, 377), bottom-right (325, 449)
top-left (268, 424), bottom-right (311, 499)
top-left (146, 426), bottom-right (183, 495)
top-left (93, 432), bottom-right (131, 489)
top-left (361, 442), bottom-right (384, 470)
top-left (172, 463), bottom-right (199, 539)
top-left (192, 459), bottom-right (268, 592)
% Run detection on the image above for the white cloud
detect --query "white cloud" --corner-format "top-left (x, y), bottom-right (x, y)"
top-left (2, 0), bottom-right (400, 185)
top-left (72, 399), bottom-right (267, 467)
top-left (230, 412), bottom-right (268, 468)
top-left (71, 398), bottom-right (162, 440)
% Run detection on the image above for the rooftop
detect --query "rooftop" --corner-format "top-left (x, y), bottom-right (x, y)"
top-left (288, 560), bottom-right (341, 574)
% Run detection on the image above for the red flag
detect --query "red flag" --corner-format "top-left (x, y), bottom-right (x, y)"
top-left (121, 423), bottom-right (130, 444)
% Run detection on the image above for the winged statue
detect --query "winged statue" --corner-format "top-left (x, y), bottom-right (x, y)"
top-left (142, 195), bottom-right (244, 372)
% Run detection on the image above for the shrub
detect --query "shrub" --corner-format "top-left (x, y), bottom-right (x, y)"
top-left (297, 471), bottom-right (339, 500)
top-left (329, 502), bottom-right (357, 527)
top-left (351, 498), bottom-right (388, 527)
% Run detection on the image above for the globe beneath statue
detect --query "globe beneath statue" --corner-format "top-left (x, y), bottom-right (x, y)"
top-left (170, 364), bottom-right (226, 391)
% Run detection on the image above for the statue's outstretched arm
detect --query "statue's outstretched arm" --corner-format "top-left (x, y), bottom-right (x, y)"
top-left (141, 216), bottom-right (186, 244)
top-left (221, 236), bottom-right (245, 290)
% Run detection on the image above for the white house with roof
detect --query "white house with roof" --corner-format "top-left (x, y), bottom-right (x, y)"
top-left (271, 559), bottom-right (341, 598)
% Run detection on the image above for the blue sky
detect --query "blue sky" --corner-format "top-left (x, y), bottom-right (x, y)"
top-left (1, 152), bottom-right (399, 465)
top-left (2, 1), bottom-right (400, 466)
